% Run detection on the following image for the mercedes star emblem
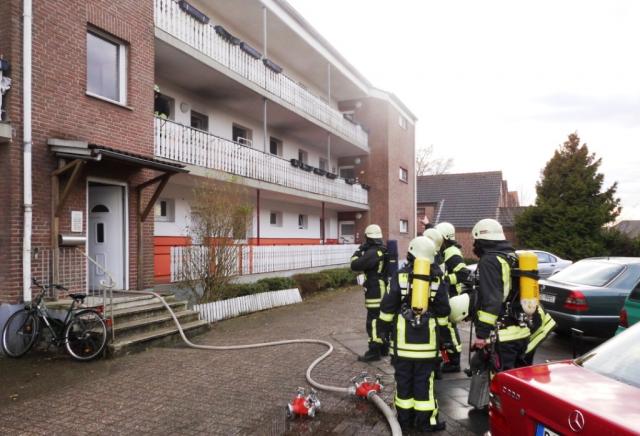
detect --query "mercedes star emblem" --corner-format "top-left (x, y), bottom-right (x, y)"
top-left (568, 409), bottom-right (585, 432)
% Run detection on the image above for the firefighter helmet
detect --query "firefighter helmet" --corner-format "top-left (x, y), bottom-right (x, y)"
top-left (423, 228), bottom-right (443, 251)
top-left (449, 293), bottom-right (470, 323)
top-left (435, 222), bottom-right (456, 241)
top-left (364, 224), bottom-right (383, 239)
top-left (472, 218), bottom-right (505, 241)
top-left (408, 236), bottom-right (436, 263)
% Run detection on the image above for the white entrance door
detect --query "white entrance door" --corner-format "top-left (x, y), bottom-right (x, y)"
top-left (88, 184), bottom-right (126, 290)
top-left (338, 221), bottom-right (355, 244)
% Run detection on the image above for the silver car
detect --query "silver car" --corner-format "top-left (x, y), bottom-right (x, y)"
top-left (465, 250), bottom-right (572, 279)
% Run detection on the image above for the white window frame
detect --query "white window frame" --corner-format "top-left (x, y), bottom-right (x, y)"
top-left (269, 211), bottom-right (283, 227)
top-left (399, 219), bottom-right (409, 234)
top-left (298, 149), bottom-right (309, 164)
top-left (298, 214), bottom-right (308, 230)
top-left (155, 198), bottom-right (175, 223)
top-left (399, 167), bottom-right (408, 183)
top-left (86, 28), bottom-right (127, 105)
top-left (398, 115), bottom-right (408, 130)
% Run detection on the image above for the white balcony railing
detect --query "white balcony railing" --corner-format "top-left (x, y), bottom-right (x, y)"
top-left (155, 118), bottom-right (369, 204)
top-left (154, 0), bottom-right (368, 150)
top-left (170, 244), bottom-right (359, 281)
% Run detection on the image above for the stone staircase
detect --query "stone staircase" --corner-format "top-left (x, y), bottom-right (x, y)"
top-left (48, 293), bottom-right (209, 356)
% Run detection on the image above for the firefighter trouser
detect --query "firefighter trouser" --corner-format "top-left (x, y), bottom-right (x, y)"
top-left (437, 319), bottom-right (462, 363)
top-left (366, 308), bottom-right (384, 350)
top-left (496, 339), bottom-right (528, 372)
top-left (392, 359), bottom-right (439, 428)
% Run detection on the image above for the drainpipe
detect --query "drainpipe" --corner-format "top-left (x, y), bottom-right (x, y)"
top-left (22, 0), bottom-right (33, 302)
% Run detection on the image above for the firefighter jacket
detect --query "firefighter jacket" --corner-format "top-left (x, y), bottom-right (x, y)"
top-left (350, 240), bottom-right (388, 309)
top-left (442, 242), bottom-right (469, 296)
top-left (526, 305), bottom-right (556, 354)
top-left (475, 242), bottom-right (531, 342)
top-left (378, 262), bottom-right (450, 360)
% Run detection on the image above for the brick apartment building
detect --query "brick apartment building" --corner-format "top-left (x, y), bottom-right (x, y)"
top-left (417, 171), bottom-right (524, 258)
top-left (0, 0), bottom-right (416, 326)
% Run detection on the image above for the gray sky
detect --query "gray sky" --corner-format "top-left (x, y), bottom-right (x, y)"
top-left (289, 0), bottom-right (640, 219)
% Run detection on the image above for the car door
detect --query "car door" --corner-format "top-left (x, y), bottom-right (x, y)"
top-left (535, 251), bottom-right (553, 278)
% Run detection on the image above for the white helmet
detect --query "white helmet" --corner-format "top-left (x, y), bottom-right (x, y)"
top-left (408, 236), bottom-right (436, 263)
top-left (423, 228), bottom-right (443, 251)
top-left (472, 218), bottom-right (505, 241)
top-left (364, 224), bottom-right (383, 239)
top-left (435, 222), bottom-right (456, 241)
top-left (449, 293), bottom-right (470, 323)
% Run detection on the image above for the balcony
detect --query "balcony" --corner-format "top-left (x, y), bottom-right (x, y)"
top-left (154, 0), bottom-right (368, 151)
top-left (154, 118), bottom-right (369, 205)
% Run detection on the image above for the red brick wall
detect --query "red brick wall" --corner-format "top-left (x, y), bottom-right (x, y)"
top-left (1, 0), bottom-right (155, 303)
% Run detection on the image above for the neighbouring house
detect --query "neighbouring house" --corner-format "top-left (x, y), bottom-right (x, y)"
top-left (0, 0), bottom-right (416, 330)
top-left (614, 220), bottom-right (640, 239)
top-left (417, 171), bottom-right (524, 257)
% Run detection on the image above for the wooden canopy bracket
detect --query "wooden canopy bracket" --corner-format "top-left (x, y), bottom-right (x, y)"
top-left (53, 159), bottom-right (85, 218)
top-left (136, 173), bottom-right (171, 222)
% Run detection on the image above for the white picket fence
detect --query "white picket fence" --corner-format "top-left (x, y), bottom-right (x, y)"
top-left (193, 288), bottom-right (302, 323)
top-left (154, 0), bottom-right (368, 150)
top-left (170, 243), bottom-right (358, 283)
top-left (155, 118), bottom-right (368, 204)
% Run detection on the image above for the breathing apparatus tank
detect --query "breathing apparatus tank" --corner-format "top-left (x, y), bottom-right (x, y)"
top-left (517, 251), bottom-right (539, 316)
top-left (411, 258), bottom-right (431, 315)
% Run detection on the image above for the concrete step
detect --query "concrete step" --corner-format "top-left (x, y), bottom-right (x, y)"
top-left (107, 294), bottom-right (177, 311)
top-left (108, 319), bottom-right (210, 356)
top-left (112, 310), bottom-right (201, 340)
top-left (108, 300), bottom-right (188, 324)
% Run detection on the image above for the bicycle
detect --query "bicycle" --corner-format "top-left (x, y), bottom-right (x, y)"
top-left (1, 278), bottom-right (108, 361)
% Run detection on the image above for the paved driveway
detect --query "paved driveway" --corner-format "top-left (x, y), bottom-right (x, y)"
top-left (0, 287), bottom-right (593, 435)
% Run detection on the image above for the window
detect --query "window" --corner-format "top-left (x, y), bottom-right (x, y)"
top-left (399, 167), bottom-right (408, 183)
top-left (269, 137), bottom-right (282, 156)
top-left (154, 198), bottom-right (175, 222)
top-left (319, 158), bottom-right (329, 171)
top-left (339, 166), bottom-right (355, 179)
top-left (269, 211), bottom-right (283, 227)
top-left (298, 149), bottom-right (308, 164)
top-left (190, 110), bottom-right (209, 131)
top-left (399, 219), bottom-right (409, 234)
top-left (96, 223), bottom-right (105, 243)
top-left (232, 124), bottom-right (252, 146)
top-left (398, 115), bottom-right (408, 130)
top-left (154, 93), bottom-right (174, 120)
top-left (550, 260), bottom-right (624, 287)
top-left (87, 30), bottom-right (127, 104)
top-left (630, 281), bottom-right (640, 301)
top-left (298, 214), bottom-right (308, 229)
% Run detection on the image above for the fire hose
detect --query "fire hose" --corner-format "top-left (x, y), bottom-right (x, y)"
top-left (78, 251), bottom-right (401, 434)
top-left (128, 289), bottom-right (402, 435)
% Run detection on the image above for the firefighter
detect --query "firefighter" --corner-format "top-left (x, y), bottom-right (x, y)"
top-left (377, 237), bottom-right (449, 432)
top-left (471, 218), bottom-right (530, 372)
top-left (350, 224), bottom-right (389, 362)
top-left (434, 222), bottom-right (470, 372)
top-left (522, 304), bottom-right (556, 365)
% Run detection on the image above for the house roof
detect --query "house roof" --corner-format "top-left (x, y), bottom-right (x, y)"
top-left (498, 206), bottom-right (527, 227)
top-left (417, 171), bottom-right (504, 228)
top-left (614, 220), bottom-right (640, 239)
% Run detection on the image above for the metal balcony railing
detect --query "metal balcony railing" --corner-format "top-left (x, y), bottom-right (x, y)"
top-left (154, 0), bottom-right (369, 150)
top-left (154, 118), bottom-right (369, 204)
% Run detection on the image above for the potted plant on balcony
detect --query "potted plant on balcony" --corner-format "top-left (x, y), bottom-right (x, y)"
top-left (290, 158), bottom-right (300, 168)
top-left (325, 172), bottom-right (338, 180)
top-left (360, 183), bottom-right (370, 190)
top-left (345, 178), bottom-right (357, 185)
top-left (313, 167), bottom-right (327, 176)
top-left (300, 163), bottom-right (313, 172)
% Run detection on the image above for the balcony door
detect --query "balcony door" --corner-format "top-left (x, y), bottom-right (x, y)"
top-left (338, 221), bottom-right (355, 244)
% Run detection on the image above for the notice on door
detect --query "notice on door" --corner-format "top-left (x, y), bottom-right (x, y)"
top-left (71, 211), bottom-right (83, 233)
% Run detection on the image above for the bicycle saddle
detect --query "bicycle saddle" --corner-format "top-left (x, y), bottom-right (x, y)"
top-left (69, 293), bottom-right (87, 301)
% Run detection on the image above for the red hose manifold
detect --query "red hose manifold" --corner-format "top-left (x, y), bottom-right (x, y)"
top-left (286, 387), bottom-right (321, 418)
top-left (352, 372), bottom-right (383, 399)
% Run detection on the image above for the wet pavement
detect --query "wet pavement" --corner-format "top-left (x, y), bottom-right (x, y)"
top-left (0, 287), bottom-right (605, 435)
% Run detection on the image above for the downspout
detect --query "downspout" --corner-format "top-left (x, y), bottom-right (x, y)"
top-left (22, 0), bottom-right (33, 302)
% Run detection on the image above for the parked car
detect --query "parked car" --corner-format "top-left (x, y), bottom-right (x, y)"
top-left (489, 321), bottom-right (640, 436)
top-left (616, 281), bottom-right (640, 334)
top-left (539, 257), bottom-right (640, 337)
top-left (464, 250), bottom-right (571, 279)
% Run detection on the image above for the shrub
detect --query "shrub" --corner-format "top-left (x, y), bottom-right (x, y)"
top-left (256, 277), bottom-right (297, 291)
top-left (218, 282), bottom-right (268, 300)
top-left (292, 272), bottom-right (330, 294)
top-left (322, 268), bottom-right (357, 288)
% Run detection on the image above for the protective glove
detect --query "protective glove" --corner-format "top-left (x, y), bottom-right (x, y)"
top-left (377, 319), bottom-right (392, 345)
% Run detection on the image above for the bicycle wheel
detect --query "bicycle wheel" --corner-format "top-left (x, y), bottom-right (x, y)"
top-left (1, 309), bottom-right (40, 358)
top-left (64, 309), bottom-right (107, 361)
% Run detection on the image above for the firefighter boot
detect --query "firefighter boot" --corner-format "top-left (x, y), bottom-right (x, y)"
top-left (358, 344), bottom-right (382, 362)
top-left (442, 353), bottom-right (461, 373)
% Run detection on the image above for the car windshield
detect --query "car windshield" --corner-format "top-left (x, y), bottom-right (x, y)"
top-left (576, 324), bottom-right (640, 388)
top-left (549, 260), bottom-right (624, 287)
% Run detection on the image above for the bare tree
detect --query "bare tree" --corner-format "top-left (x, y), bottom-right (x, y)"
top-left (415, 145), bottom-right (453, 176)
top-left (177, 178), bottom-right (253, 303)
